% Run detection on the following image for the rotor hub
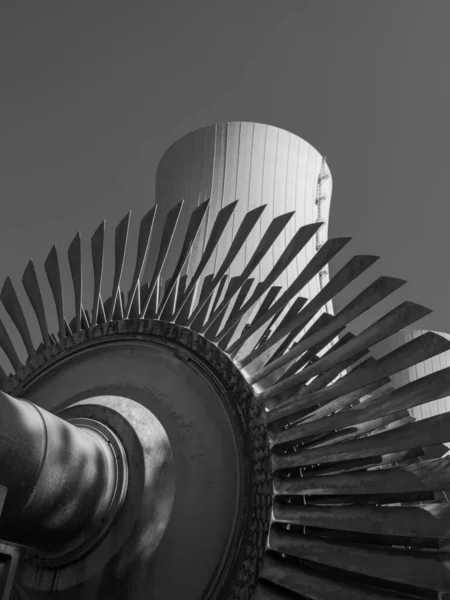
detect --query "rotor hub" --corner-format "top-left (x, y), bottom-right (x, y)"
top-left (4, 320), bottom-right (271, 599)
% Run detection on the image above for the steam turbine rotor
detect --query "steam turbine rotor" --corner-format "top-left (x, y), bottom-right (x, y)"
top-left (0, 199), bottom-right (449, 599)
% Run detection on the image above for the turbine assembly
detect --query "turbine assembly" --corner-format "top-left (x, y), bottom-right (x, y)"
top-left (0, 195), bottom-right (449, 599)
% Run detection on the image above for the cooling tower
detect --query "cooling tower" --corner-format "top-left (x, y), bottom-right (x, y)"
top-left (145, 122), bottom-right (333, 336)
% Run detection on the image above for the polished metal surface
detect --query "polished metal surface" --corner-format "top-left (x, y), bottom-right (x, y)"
top-left (0, 391), bottom-right (120, 554)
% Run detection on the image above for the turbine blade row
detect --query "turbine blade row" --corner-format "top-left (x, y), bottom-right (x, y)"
top-left (0, 200), bottom-right (449, 599)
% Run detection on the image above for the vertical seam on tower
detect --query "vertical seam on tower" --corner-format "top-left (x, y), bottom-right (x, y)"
top-left (271, 128), bottom-right (279, 290)
top-left (294, 136), bottom-right (301, 281)
top-left (284, 133), bottom-right (291, 294)
top-left (200, 125), bottom-right (215, 271)
top-left (303, 143), bottom-right (310, 327)
top-left (245, 123), bottom-right (255, 274)
top-left (213, 123), bottom-right (229, 278)
top-left (259, 125), bottom-right (268, 296)
top-left (229, 123), bottom-right (241, 282)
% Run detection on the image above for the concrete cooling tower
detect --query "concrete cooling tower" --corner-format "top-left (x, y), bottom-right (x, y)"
top-left (144, 122), bottom-right (333, 346)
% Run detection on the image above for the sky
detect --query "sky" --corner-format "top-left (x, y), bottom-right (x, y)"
top-left (0, 0), bottom-right (449, 364)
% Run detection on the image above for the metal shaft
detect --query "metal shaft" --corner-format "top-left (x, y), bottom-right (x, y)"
top-left (0, 391), bottom-right (119, 553)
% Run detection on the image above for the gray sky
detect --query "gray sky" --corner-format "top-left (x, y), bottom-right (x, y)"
top-left (0, 0), bottom-right (449, 361)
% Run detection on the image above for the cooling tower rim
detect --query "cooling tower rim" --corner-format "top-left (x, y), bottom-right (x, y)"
top-left (157, 121), bottom-right (332, 177)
